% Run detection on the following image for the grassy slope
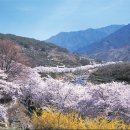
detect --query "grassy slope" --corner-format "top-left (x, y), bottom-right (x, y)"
top-left (88, 63), bottom-right (130, 84)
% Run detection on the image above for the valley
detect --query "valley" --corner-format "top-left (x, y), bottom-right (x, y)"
top-left (0, 26), bottom-right (130, 129)
top-left (0, 0), bottom-right (130, 129)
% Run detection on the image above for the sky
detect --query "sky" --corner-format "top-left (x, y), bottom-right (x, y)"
top-left (0, 0), bottom-right (130, 40)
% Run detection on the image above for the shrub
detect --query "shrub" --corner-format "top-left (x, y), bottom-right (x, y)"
top-left (85, 116), bottom-right (130, 129)
top-left (32, 108), bottom-right (130, 130)
top-left (88, 63), bottom-right (130, 84)
top-left (32, 108), bottom-right (86, 130)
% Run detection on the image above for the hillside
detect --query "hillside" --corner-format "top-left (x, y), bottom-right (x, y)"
top-left (95, 46), bottom-right (130, 61)
top-left (47, 25), bottom-right (123, 52)
top-left (0, 33), bottom-right (93, 67)
top-left (80, 23), bottom-right (130, 61)
top-left (88, 63), bottom-right (130, 84)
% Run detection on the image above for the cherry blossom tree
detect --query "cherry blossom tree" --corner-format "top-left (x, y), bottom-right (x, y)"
top-left (0, 39), bottom-right (27, 79)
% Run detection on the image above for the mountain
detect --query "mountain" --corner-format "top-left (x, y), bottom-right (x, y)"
top-left (47, 25), bottom-right (124, 52)
top-left (81, 23), bottom-right (130, 61)
top-left (0, 33), bottom-right (93, 67)
top-left (95, 46), bottom-right (130, 61)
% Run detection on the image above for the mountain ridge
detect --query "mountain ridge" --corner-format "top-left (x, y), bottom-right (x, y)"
top-left (82, 24), bottom-right (130, 54)
top-left (47, 25), bottom-right (124, 52)
top-left (81, 23), bottom-right (130, 61)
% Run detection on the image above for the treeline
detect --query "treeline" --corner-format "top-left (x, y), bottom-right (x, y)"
top-left (88, 63), bottom-right (130, 84)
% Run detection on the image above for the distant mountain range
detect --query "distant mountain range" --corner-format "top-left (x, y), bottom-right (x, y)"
top-left (47, 24), bottom-right (130, 62)
top-left (47, 25), bottom-right (124, 52)
top-left (82, 23), bottom-right (130, 61)
top-left (80, 24), bottom-right (130, 54)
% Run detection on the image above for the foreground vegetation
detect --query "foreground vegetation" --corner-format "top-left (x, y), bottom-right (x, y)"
top-left (32, 108), bottom-right (130, 130)
top-left (0, 39), bottom-right (130, 129)
top-left (89, 63), bottom-right (130, 84)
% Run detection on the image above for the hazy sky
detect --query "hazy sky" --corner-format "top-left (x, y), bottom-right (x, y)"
top-left (0, 0), bottom-right (130, 40)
